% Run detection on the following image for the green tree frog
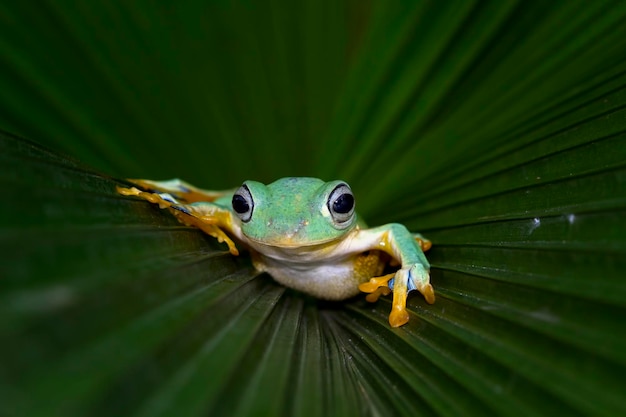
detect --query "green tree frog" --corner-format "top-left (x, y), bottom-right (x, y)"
top-left (117, 177), bottom-right (434, 327)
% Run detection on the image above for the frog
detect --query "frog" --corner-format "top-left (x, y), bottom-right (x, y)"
top-left (117, 177), bottom-right (434, 327)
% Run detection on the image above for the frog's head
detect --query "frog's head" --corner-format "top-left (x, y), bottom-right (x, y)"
top-left (230, 177), bottom-right (357, 247)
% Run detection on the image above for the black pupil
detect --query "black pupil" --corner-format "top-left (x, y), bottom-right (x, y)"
top-left (232, 194), bottom-right (249, 213)
top-left (333, 193), bottom-right (354, 214)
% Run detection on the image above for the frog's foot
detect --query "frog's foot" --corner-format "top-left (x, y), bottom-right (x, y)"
top-left (117, 185), bottom-right (239, 256)
top-left (359, 270), bottom-right (412, 327)
top-left (126, 178), bottom-right (231, 203)
top-left (359, 263), bottom-right (435, 327)
top-left (413, 233), bottom-right (432, 252)
top-left (116, 186), bottom-right (177, 209)
top-left (359, 273), bottom-right (394, 302)
top-left (385, 264), bottom-right (435, 327)
top-left (169, 208), bottom-right (239, 256)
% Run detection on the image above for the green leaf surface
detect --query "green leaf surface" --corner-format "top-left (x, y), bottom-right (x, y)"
top-left (2, 1), bottom-right (626, 416)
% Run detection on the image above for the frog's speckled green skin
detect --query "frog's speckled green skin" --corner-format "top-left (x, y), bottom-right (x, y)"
top-left (118, 177), bottom-right (435, 327)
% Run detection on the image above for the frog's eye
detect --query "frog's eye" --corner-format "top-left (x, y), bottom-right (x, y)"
top-left (232, 184), bottom-right (254, 222)
top-left (327, 183), bottom-right (355, 226)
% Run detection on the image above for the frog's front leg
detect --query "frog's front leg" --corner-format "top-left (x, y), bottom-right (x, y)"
top-left (354, 224), bottom-right (435, 327)
top-left (117, 185), bottom-right (241, 255)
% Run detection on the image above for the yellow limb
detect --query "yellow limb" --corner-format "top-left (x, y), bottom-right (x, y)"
top-left (359, 273), bottom-right (394, 295)
top-left (359, 270), bottom-right (412, 327)
top-left (415, 237), bottom-right (432, 251)
top-left (117, 185), bottom-right (239, 256)
top-left (389, 279), bottom-right (410, 328)
top-left (420, 283), bottom-right (436, 305)
top-left (170, 209), bottom-right (239, 256)
top-left (359, 273), bottom-right (394, 302)
top-left (364, 286), bottom-right (391, 303)
top-left (117, 186), bottom-right (173, 209)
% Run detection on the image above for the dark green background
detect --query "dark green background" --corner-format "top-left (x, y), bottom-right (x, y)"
top-left (2, 1), bottom-right (626, 416)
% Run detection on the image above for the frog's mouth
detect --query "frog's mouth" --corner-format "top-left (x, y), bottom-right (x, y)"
top-left (242, 215), bottom-right (357, 249)
top-left (245, 234), bottom-right (339, 249)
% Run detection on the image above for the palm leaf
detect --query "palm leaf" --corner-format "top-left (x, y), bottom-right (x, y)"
top-left (2, 1), bottom-right (626, 416)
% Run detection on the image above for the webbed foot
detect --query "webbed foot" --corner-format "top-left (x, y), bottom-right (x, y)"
top-left (116, 186), bottom-right (177, 208)
top-left (116, 185), bottom-right (239, 256)
top-left (359, 263), bottom-right (434, 328)
top-left (358, 273), bottom-right (393, 302)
